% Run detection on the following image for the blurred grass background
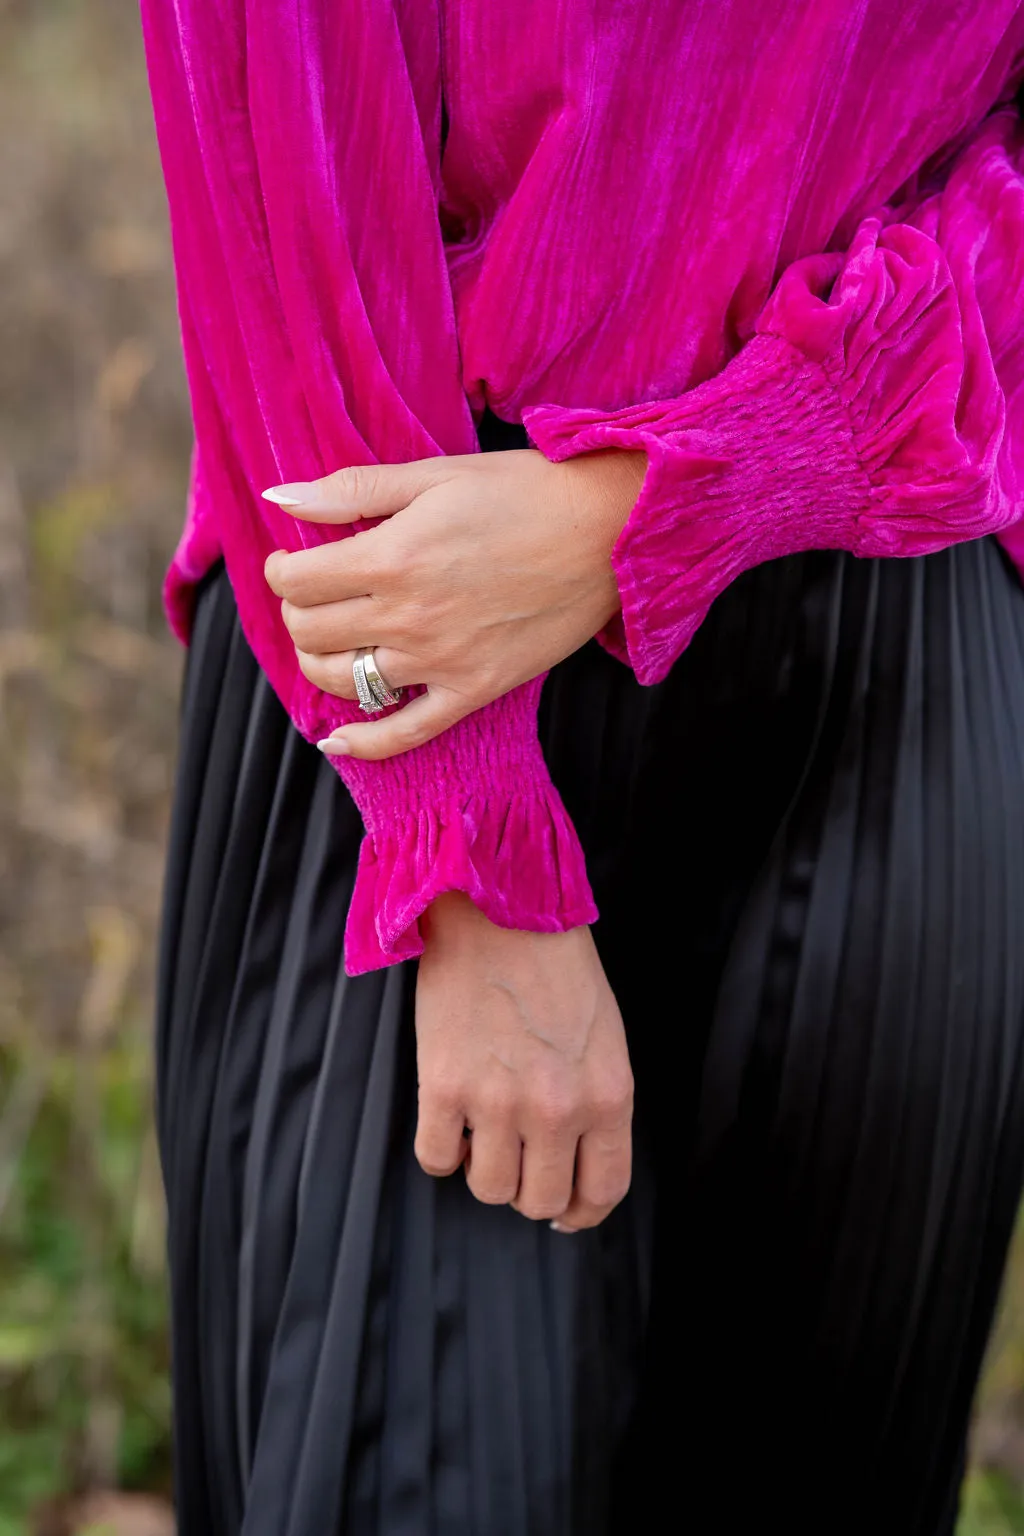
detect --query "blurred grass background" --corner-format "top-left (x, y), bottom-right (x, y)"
top-left (0, 1), bottom-right (1023, 1531)
top-left (0, 0), bottom-right (186, 1528)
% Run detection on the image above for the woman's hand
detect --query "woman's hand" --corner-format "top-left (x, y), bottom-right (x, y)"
top-left (415, 892), bottom-right (633, 1230)
top-left (263, 446), bottom-right (646, 760)
top-left (265, 450), bottom-right (640, 1227)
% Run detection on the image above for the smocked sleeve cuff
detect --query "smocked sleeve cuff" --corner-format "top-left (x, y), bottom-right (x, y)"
top-left (525, 218), bottom-right (1014, 686)
top-left (526, 336), bottom-right (869, 683)
top-left (313, 679), bottom-right (597, 975)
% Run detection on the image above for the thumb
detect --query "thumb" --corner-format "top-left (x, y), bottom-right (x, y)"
top-left (316, 686), bottom-right (469, 762)
top-left (262, 457), bottom-right (454, 525)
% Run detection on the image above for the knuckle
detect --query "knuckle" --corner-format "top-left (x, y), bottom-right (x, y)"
top-left (531, 1089), bottom-right (576, 1133)
top-left (299, 650), bottom-right (351, 698)
top-left (415, 1146), bottom-right (459, 1178)
top-left (281, 604), bottom-right (315, 650)
top-left (264, 551), bottom-right (285, 592)
top-left (421, 1083), bottom-right (462, 1122)
top-left (515, 1197), bottom-right (568, 1223)
top-left (429, 628), bottom-right (475, 679)
top-left (476, 1084), bottom-right (517, 1124)
top-left (381, 524), bottom-right (414, 569)
top-left (590, 1091), bottom-right (631, 1126)
top-left (328, 650), bottom-right (357, 685)
top-left (592, 1174), bottom-right (632, 1210)
top-left (590, 1074), bottom-right (634, 1124)
top-left (427, 1129), bottom-right (460, 1157)
top-left (394, 592), bottom-right (431, 641)
top-left (468, 1175), bottom-right (519, 1207)
top-left (367, 544), bottom-right (399, 586)
top-left (563, 1206), bottom-right (607, 1231)
top-left (379, 543), bottom-right (422, 599)
top-left (295, 649), bottom-right (320, 683)
top-left (318, 674), bottom-right (349, 701)
top-left (275, 568), bottom-right (300, 604)
top-left (334, 463), bottom-right (374, 505)
top-left (582, 1149), bottom-right (632, 1208)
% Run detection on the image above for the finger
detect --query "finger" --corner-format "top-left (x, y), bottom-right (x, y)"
top-left (414, 1090), bottom-right (469, 1179)
top-left (279, 595), bottom-right (379, 654)
top-left (317, 687), bottom-right (468, 761)
top-left (265, 535), bottom-right (390, 606)
top-left (296, 647), bottom-right (412, 702)
top-left (550, 1124), bottom-right (632, 1233)
top-left (262, 456), bottom-right (461, 525)
top-left (463, 1123), bottom-right (523, 1207)
top-left (511, 1133), bottom-right (577, 1222)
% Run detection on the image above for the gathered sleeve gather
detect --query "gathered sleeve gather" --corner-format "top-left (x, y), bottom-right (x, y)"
top-left (526, 107), bottom-right (1024, 685)
top-left (334, 684), bottom-right (597, 970)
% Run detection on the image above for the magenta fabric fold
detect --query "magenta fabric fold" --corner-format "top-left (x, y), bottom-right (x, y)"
top-left (140, 0), bottom-right (1024, 972)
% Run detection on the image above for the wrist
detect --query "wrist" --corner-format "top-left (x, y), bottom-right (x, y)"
top-left (556, 447), bottom-right (647, 630)
top-left (568, 446), bottom-right (648, 542)
top-left (422, 891), bottom-right (591, 957)
top-left (421, 889), bottom-right (482, 937)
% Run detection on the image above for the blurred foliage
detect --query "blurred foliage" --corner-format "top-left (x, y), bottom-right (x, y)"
top-left (0, 0), bottom-right (187, 1527)
top-left (960, 1471), bottom-right (1024, 1536)
top-left (0, 1026), bottom-right (171, 1530)
top-left (0, 1), bottom-right (1023, 1533)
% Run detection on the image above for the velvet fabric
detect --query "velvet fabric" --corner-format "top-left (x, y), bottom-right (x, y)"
top-left (140, 0), bottom-right (1024, 974)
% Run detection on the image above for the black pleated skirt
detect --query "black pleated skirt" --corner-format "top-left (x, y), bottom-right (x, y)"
top-left (157, 491), bottom-right (1024, 1534)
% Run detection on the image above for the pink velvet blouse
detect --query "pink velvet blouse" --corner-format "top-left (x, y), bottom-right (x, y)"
top-left (140, 0), bottom-right (1024, 974)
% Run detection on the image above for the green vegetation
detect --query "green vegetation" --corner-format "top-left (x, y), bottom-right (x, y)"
top-left (960, 1472), bottom-right (1024, 1536)
top-left (0, 1035), bottom-right (171, 1532)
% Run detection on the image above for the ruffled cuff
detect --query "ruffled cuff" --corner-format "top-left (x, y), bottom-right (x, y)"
top-left (305, 679), bottom-right (597, 975)
top-left (526, 218), bottom-right (1013, 686)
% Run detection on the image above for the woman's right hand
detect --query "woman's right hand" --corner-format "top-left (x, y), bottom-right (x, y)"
top-left (414, 892), bottom-right (634, 1231)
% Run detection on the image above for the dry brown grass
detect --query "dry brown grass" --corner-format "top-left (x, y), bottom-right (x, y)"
top-left (0, 0), bottom-right (187, 1522)
top-left (0, 0), bottom-right (189, 1055)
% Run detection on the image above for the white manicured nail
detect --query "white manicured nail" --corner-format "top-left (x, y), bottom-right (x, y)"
top-left (317, 736), bottom-right (352, 755)
top-left (550, 1222), bottom-right (577, 1235)
top-left (262, 483), bottom-right (310, 507)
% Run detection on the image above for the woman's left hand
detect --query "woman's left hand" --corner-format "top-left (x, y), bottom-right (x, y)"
top-left (262, 446), bottom-right (646, 760)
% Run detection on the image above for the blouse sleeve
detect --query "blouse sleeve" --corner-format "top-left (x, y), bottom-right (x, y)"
top-left (141, 0), bottom-right (597, 977)
top-left (525, 107), bottom-right (1024, 685)
top-left (166, 291), bottom-right (598, 980)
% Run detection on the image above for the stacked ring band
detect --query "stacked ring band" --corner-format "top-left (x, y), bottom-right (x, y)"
top-left (353, 648), bottom-right (404, 714)
top-left (362, 649), bottom-right (403, 707)
top-left (351, 651), bottom-right (380, 714)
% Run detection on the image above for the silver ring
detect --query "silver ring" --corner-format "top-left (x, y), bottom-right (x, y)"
top-left (353, 648), bottom-right (403, 714)
top-left (362, 648), bottom-right (403, 708)
top-left (351, 650), bottom-right (383, 715)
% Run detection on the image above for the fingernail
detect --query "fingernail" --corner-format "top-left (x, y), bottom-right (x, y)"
top-left (550, 1221), bottom-right (577, 1235)
top-left (262, 483), bottom-right (311, 508)
top-left (317, 735), bottom-right (351, 755)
